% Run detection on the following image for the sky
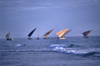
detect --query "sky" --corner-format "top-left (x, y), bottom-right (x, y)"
top-left (0, 0), bottom-right (100, 38)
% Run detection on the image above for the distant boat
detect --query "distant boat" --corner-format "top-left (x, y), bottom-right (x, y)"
top-left (56, 28), bottom-right (68, 39)
top-left (6, 32), bottom-right (13, 40)
top-left (43, 29), bottom-right (54, 39)
top-left (82, 30), bottom-right (93, 38)
top-left (37, 31), bottom-right (40, 39)
top-left (28, 28), bottom-right (37, 39)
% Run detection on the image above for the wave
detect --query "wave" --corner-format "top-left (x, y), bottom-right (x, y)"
top-left (49, 44), bottom-right (100, 57)
top-left (0, 49), bottom-right (53, 52)
top-left (15, 44), bottom-right (25, 47)
top-left (82, 52), bottom-right (100, 57)
top-left (0, 48), bottom-right (100, 57)
top-left (52, 47), bottom-right (100, 57)
top-left (1, 44), bottom-right (100, 57)
top-left (49, 44), bottom-right (73, 48)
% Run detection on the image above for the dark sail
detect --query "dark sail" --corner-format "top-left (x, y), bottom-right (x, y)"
top-left (83, 30), bottom-right (93, 37)
top-left (61, 29), bottom-right (72, 37)
top-left (28, 28), bottom-right (37, 37)
top-left (44, 29), bottom-right (54, 38)
top-left (6, 32), bottom-right (10, 38)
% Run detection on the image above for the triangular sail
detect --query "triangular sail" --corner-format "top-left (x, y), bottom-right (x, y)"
top-left (83, 30), bottom-right (93, 37)
top-left (56, 29), bottom-right (68, 38)
top-left (6, 32), bottom-right (10, 38)
top-left (62, 29), bottom-right (72, 37)
top-left (28, 28), bottom-right (37, 37)
top-left (44, 29), bottom-right (54, 38)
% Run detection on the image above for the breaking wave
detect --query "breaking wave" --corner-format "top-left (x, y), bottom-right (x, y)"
top-left (49, 44), bottom-right (73, 48)
top-left (0, 44), bottom-right (100, 57)
top-left (49, 44), bottom-right (100, 57)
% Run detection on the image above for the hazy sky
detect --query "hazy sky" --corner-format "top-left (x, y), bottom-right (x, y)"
top-left (0, 0), bottom-right (100, 38)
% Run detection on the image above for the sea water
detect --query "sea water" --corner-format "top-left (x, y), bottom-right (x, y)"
top-left (0, 36), bottom-right (100, 66)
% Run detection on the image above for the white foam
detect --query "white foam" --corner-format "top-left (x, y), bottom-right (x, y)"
top-left (49, 44), bottom-right (72, 48)
top-left (52, 47), bottom-right (66, 52)
top-left (15, 44), bottom-right (25, 47)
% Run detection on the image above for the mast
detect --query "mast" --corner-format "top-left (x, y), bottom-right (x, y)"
top-left (82, 30), bottom-right (93, 37)
top-left (43, 29), bottom-right (54, 38)
top-left (56, 29), bottom-right (68, 38)
top-left (28, 28), bottom-right (37, 38)
top-left (6, 32), bottom-right (10, 38)
top-left (62, 29), bottom-right (72, 37)
top-left (38, 31), bottom-right (40, 38)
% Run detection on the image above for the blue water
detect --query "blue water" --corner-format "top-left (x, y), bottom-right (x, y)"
top-left (0, 36), bottom-right (100, 66)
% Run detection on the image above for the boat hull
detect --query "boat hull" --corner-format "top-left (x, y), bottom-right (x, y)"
top-left (37, 38), bottom-right (40, 39)
top-left (43, 38), bottom-right (51, 39)
top-left (6, 38), bottom-right (13, 40)
top-left (84, 36), bottom-right (91, 38)
top-left (28, 38), bottom-right (32, 40)
top-left (57, 37), bottom-right (66, 39)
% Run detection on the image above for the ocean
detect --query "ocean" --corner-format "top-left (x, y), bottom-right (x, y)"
top-left (0, 36), bottom-right (100, 66)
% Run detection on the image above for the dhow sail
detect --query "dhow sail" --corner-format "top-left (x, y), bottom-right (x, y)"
top-left (82, 30), bottom-right (93, 37)
top-left (6, 32), bottom-right (13, 40)
top-left (43, 29), bottom-right (54, 38)
top-left (28, 28), bottom-right (37, 39)
top-left (6, 32), bottom-right (10, 38)
top-left (62, 29), bottom-right (72, 37)
top-left (56, 28), bottom-right (68, 38)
